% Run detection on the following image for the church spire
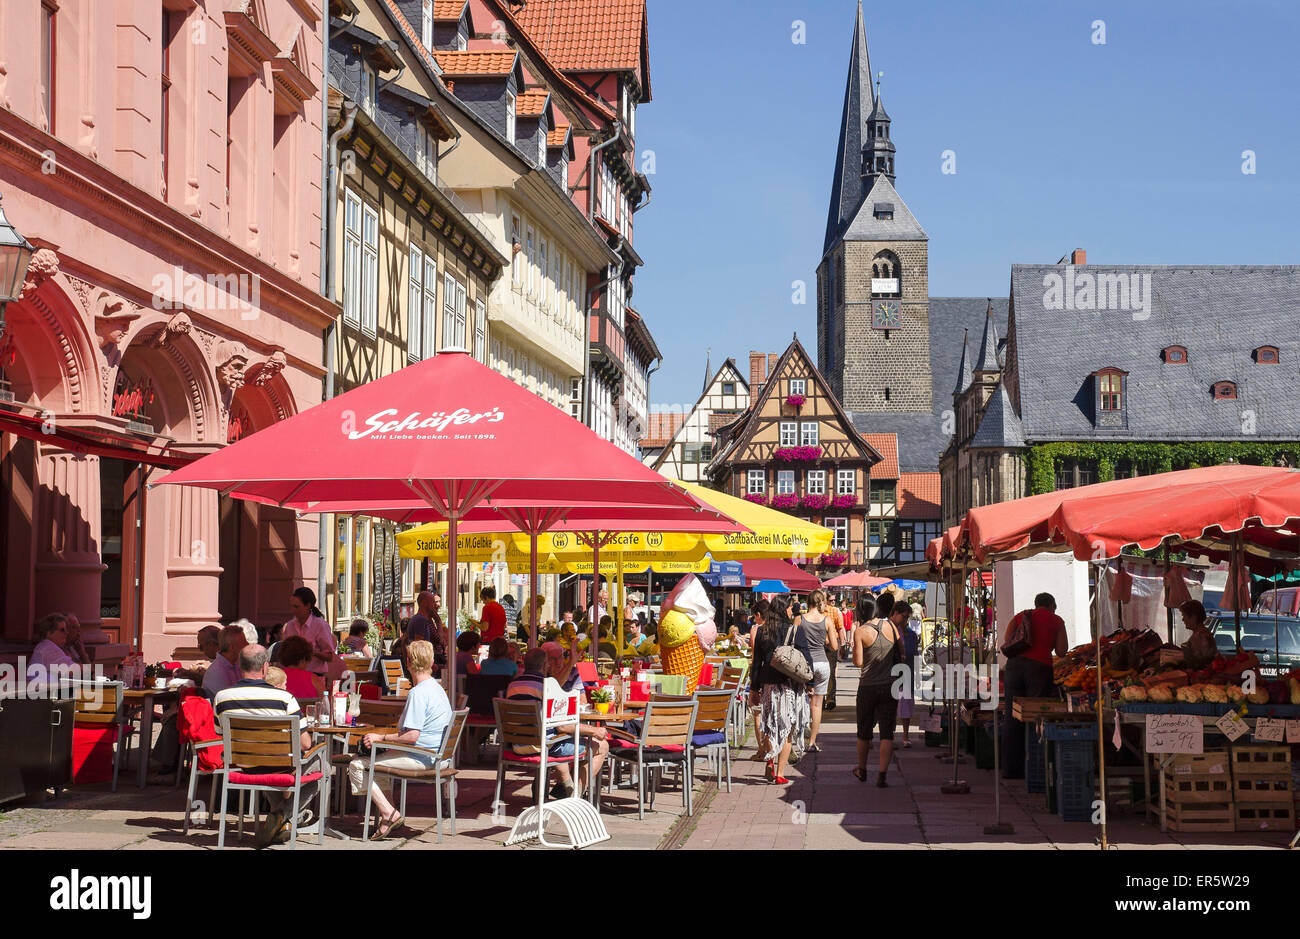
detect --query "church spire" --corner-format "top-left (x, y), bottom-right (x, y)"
top-left (822, 1), bottom-right (875, 254)
top-left (974, 300), bottom-right (1000, 374)
top-left (953, 329), bottom-right (973, 396)
top-left (862, 76), bottom-right (896, 187)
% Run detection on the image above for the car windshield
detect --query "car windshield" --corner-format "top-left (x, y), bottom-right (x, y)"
top-left (1210, 616), bottom-right (1300, 658)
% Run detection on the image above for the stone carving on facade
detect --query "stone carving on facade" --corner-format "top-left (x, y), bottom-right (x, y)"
top-left (152, 310), bottom-right (192, 349)
top-left (19, 248), bottom-right (60, 298)
top-left (214, 339), bottom-right (251, 393)
top-left (251, 349), bottom-right (287, 386)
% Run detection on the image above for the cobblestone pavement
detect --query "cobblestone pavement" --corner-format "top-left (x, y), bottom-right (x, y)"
top-left (680, 664), bottom-right (1295, 851)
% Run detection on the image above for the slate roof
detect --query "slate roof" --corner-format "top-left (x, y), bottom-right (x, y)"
top-left (953, 329), bottom-right (973, 395)
top-left (970, 384), bottom-right (1026, 449)
top-left (973, 303), bottom-right (1000, 372)
top-left (1009, 265), bottom-right (1300, 442)
top-left (822, 1), bottom-right (874, 255)
top-left (511, 0), bottom-right (647, 74)
top-left (840, 175), bottom-right (926, 243)
top-left (898, 472), bottom-right (941, 518)
top-left (850, 298), bottom-right (1010, 473)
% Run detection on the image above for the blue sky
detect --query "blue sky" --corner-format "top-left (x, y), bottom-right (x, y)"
top-left (632, 0), bottom-right (1300, 407)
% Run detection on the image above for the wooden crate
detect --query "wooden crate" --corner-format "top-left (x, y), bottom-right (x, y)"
top-left (1166, 775), bottom-right (1233, 803)
top-left (1168, 750), bottom-right (1230, 777)
top-left (1013, 697), bottom-right (1068, 721)
top-left (1230, 744), bottom-right (1290, 778)
top-left (1232, 775), bottom-right (1293, 803)
top-left (1166, 799), bottom-right (1235, 833)
top-left (1234, 802), bottom-right (1296, 832)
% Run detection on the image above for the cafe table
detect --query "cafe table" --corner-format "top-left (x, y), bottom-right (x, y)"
top-left (122, 687), bottom-right (180, 788)
top-left (308, 721), bottom-right (374, 841)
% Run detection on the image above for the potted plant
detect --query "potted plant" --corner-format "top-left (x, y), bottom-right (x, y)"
top-left (590, 686), bottom-right (613, 714)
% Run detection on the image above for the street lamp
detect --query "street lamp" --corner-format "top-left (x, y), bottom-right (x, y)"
top-left (0, 191), bottom-right (35, 336)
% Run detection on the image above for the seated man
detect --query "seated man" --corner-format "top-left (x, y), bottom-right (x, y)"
top-left (214, 644), bottom-right (322, 847)
top-left (506, 648), bottom-right (608, 800)
top-left (202, 624), bottom-right (249, 699)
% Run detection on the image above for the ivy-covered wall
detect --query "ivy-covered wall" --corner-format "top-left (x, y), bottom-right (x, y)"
top-left (1023, 442), bottom-right (1300, 496)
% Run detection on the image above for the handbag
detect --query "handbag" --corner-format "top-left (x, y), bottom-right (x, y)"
top-left (1000, 609), bottom-right (1034, 658)
top-left (768, 625), bottom-right (813, 684)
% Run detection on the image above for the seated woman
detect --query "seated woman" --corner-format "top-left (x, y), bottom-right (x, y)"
top-left (348, 640), bottom-right (453, 839)
top-left (279, 635), bottom-right (326, 700)
top-left (455, 631), bottom-right (483, 677)
top-left (479, 637), bottom-right (520, 676)
top-left (343, 619), bottom-right (374, 658)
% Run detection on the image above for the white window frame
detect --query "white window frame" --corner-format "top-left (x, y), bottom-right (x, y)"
top-left (407, 243), bottom-right (423, 360)
top-left (538, 127), bottom-right (546, 167)
top-left (360, 202), bottom-right (379, 334)
top-left (806, 470), bottom-right (826, 495)
top-left (800, 422), bottom-right (819, 447)
top-left (747, 469), bottom-right (766, 495)
top-left (779, 422), bottom-right (797, 447)
top-left (836, 469), bottom-right (855, 496)
top-left (525, 226), bottom-right (535, 295)
top-left (505, 89), bottom-right (516, 143)
top-left (538, 239), bottom-right (548, 308)
top-left (421, 0), bottom-right (433, 48)
top-left (491, 339), bottom-right (502, 373)
top-left (828, 518), bottom-right (849, 551)
top-left (343, 189), bottom-right (362, 325)
top-left (361, 61), bottom-right (376, 117)
top-left (510, 213), bottom-right (522, 285)
top-left (789, 378), bottom-right (807, 397)
top-left (474, 298), bottom-right (486, 361)
top-left (776, 471), bottom-right (795, 495)
top-left (422, 256), bottom-right (438, 358)
top-left (443, 272), bottom-right (466, 349)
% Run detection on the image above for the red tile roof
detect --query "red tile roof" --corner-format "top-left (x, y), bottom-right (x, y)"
top-left (643, 411), bottom-right (685, 448)
top-left (860, 433), bottom-right (899, 479)
top-left (898, 472), bottom-right (941, 519)
top-left (708, 412), bottom-right (739, 434)
top-left (517, 89), bottom-right (550, 116)
top-left (432, 50), bottom-right (518, 76)
top-left (546, 125), bottom-right (570, 147)
top-left (511, 0), bottom-right (646, 73)
top-left (432, 0), bottom-right (467, 19)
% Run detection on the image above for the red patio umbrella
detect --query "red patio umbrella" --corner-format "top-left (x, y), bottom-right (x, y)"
top-left (157, 349), bottom-right (724, 695)
top-left (822, 570), bottom-right (892, 589)
top-left (741, 559), bottom-right (821, 593)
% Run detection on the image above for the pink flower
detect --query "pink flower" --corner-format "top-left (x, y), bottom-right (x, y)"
top-left (773, 446), bottom-right (823, 462)
top-left (786, 394), bottom-right (806, 408)
top-left (831, 494), bottom-right (859, 509)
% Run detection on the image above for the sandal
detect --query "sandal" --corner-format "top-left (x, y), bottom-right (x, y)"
top-left (806, 743), bottom-right (821, 753)
top-left (773, 776), bottom-right (792, 785)
top-left (851, 768), bottom-right (867, 782)
top-left (370, 811), bottom-right (403, 841)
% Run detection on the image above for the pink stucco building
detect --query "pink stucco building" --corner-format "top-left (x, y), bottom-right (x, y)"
top-left (0, 0), bottom-right (337, 661)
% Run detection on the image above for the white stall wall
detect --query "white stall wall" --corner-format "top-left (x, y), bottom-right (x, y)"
top-left (994, 553), bottom-right (1092, 653)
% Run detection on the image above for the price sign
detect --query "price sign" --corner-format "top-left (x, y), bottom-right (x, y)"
top-left (1253, 717), bottom-right (1286, 742)
top-left (1146, 713), bottom-right (1203, 754)
top-left (1215, 710), bottom-right (1249, 742)
top-left (1286, 720), bottom-right (1300, 744)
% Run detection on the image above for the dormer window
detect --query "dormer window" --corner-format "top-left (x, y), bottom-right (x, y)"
top-left (505, 89), bottom-right (516, 143)
top-left (1162, 345), bottom-right (1187, 364)
top-left (1093, 367), bottom-right (1127, 413)
top-left (1254, 346), bottom-right (1280, 364)
top-left (1214, 381), bottom-right (1238, 400)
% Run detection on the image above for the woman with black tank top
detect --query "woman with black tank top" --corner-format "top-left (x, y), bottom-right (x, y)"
top-left (852, 592), bottom-right (908, 787)
top-left (750, 596), bottom-right (813, 785)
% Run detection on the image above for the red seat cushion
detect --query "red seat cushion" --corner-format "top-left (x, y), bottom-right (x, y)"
top-left (466, 715), bottom-right (496, 726)
top-left (608, 738), bottom-right (685, 753)
top-left (227, 771), bottom-right (323, 787)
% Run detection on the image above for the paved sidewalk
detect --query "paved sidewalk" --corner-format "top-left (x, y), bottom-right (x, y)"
top-left (680, 664), bottom-right (1295, 851)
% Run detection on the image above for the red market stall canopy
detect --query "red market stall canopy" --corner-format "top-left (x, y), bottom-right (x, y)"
top-left (822, 570), bottom-right (892, 589)
top-left (742, 559), bottom-right (821, 593)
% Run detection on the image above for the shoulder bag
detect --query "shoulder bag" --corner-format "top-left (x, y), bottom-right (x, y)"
top-left (1000, 609), bottom-right (1035, 659)
top-left (768, 625), bottom-right (813, 684)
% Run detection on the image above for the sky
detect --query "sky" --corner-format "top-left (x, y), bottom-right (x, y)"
top-left (632, 0), bottom-right (1300, 409)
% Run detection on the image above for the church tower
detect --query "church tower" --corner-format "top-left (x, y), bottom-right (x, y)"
top-left (817, 2), bottom-right (931, 413)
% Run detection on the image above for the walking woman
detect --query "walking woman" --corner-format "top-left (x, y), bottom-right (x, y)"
top-left (852, 591), bottom-right (906, 787)
top-left (798, 589), bottom-right (839, 752)
top-left (750, 597), bottom-right (813, 785)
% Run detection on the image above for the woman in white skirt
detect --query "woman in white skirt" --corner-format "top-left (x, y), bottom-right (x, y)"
top-left (749, 597), bottom-right (813, 785)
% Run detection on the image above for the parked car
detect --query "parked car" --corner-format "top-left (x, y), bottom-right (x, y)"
top-left (1208, 611), bottom-right (1300, 677)
top-left (1255, 585), bottom-right (1300, 617)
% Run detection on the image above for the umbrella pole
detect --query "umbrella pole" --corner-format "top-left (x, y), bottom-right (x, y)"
top-left (616, 555), bottom-right (625, 672)
top-left (445, 502), bottom-right (459, 701)
top-left (1095, 557), bottom-right (1109, 851)
top-left (529, 527), bottom-right (539, 650)
top-left (984, 561), bottom-right (1013, 835)
top-left (1164, 546), bottom-right (1174, 643)
top-left (942, 556), bottom-right (969, 794)
top-left (592, 533), bottom-right (601, 662)
top-left (1233, 532), bottom-right (1242, 647)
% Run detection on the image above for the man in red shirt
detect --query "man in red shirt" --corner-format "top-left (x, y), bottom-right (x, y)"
top-left (475, 585), bottom-right (507, 642)
top-left (1002, 592), bottom-right (1069, 780)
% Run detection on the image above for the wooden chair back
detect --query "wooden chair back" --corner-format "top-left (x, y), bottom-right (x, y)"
top-left (719, 666), bottom-right (745, 690)
top-left (693, 689), bottom-right (732, 733)
top-left (440, 709), bottom-right (470, 764)
top-left (221, 714), bottom-right (300, 770)
top-left (641, 700), bottom-right (697, 749)
top-left (493, 698), bottom-right (545, 750)
top-left (342, 655), bottom-right (372, 673)
top-left (381, 659), bottom-right (408, 695)
top-left (649, 693), bottom-right (691, 703)
top-left (72, 680), bottom-right (124, 725)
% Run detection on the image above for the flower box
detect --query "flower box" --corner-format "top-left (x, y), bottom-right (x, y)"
top-left (773, 446), bottom-right (823, 462)
top-left (820, 552), bottom-right (848, 567)
top-left (742, 492), bottom-right (770, 506)
top-left (771, 493), bottom-right (799, 510)
top-left (785, 394), bottom-right (806, 408)
top-left (830, 494), bottom-right (859, 509)
top-left (800, 494), bottom-right (830, 510)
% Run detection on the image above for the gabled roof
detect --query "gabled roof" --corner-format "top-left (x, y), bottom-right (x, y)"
top-left (547, 125), bottom-right (571, 148)
top-left (970, 384), bottom-right (1026, 449)
top-left (859, 433), bottom-right (899, 478)
top-left (650, 358), bottom-right (748, 472)
top-left (823, 0), bottom-right (874, 254)
top-left (432, 0), bottom-right (468, 21)
top-left (707, 337), bottom-right (883, 476)
top-left (898, 472), bottom-right (941, 519)
top-left (1008, 265), bottom-right (1300, 442)
top-left (511, 0), bottom-right (649, 78)
top-left (839, 175), bottom-right (926, 245)
top-left (432, 49), bottom-right (520, 78)
top-left (517, 89), bottom-right (551, 117)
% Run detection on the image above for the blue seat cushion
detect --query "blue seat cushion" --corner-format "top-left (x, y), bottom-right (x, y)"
top-left (691, 731), bottom-right (727, 747)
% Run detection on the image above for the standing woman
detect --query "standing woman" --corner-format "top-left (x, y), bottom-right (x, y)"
top-left (751, 597), bottom-right (813, 785)
top-left (797, 589), bottom-right (838, 752)
top-left (853, 591), bottom-right (905, 787)
top-left (284, 587), bottom-right (336, 687)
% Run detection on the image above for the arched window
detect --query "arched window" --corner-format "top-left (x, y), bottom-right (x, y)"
top-left (870, 251), bottom-right (901, 297)
top-left (1254, 346), bottom-right (1280, 364)
top-left (1092, 367), bottom-right (1127, 412)
top-left (1162, 346), bottom-right (1187, 364)
top-left (1213, 381), bottom-right (1238, 400)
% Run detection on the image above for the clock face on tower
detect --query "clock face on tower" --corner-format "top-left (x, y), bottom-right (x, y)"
top-left (872, 300), bottom-right (901, 330)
